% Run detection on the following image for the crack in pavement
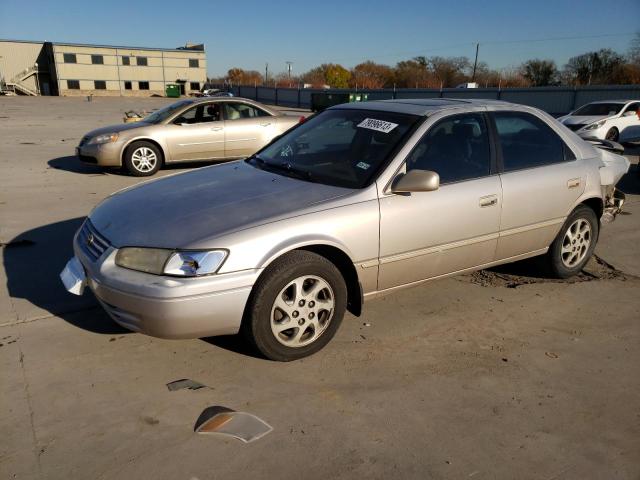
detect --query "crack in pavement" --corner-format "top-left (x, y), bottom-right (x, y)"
top-left (18, 342), bottom-right (43, 479)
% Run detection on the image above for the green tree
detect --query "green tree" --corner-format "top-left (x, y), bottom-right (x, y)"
top-left (520, 59), bottom-right (559, 86)
top-left (324, 64), bottom-right (351, 88)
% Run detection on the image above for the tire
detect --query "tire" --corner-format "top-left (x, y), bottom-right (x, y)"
top-left (123, 141), bottom-right (162, 176)
top-left (546, 205), bottom-right (599, 279)
top-left (605, 127), bottom-right (619, 142)
top-left (242, 250), bottom-right (347, 361)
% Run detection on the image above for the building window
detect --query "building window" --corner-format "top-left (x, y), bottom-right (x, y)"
top-left (91, 55), bottom-right (104, 65)
top-left (122, 56), bottom-right (130, 65)
top-left (136, 56), bottom-right (148, 66)
top-left (189, 58), bottom-right (199, 68)
top-left (67, 80), bottom-right (80, 89)
top-left (94, 80), bottom-right (106, 90)
top-left (63, 53), bottom-right (77, 63)
top-left (190, 82), bottom-right (200, 90)
top-left (138, 81), bottom-right (150, 90)
top-left (124, 81), bottom-right (132, 90)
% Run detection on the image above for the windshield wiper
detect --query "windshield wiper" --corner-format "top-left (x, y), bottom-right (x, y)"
top-left (248, 155), bottom-right (315, 182)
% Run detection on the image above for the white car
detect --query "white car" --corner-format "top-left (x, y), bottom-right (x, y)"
top-left (558, 100), bottom-right (640, 143)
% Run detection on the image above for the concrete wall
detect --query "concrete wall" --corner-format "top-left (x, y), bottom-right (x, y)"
top-left (52, 43), bottom-right (206, 97)
top-left (230, 85), bottom-right (640, 115)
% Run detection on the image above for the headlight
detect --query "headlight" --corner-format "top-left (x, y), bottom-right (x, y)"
top-left (583, 120), bottom-right (606, 131)
top-left (89, 132), bottom-right (119, 144)
top-left (115, 248), bottom-right (227, 276)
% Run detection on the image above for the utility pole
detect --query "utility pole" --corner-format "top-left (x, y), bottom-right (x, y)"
top-left (286, 61), bottom-right (293, 86)
top-left (472, 42), bottom-right (479, 82)
top-left (265, 63), bottom-right (269, 85)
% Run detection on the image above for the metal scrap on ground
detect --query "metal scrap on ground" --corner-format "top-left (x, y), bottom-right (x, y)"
top-left (194, 406), bottom-right (273, 443)
top-left (166, 378), bottom-right (208, 391)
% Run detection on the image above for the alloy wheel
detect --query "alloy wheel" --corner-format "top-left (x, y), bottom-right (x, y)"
top-left (561, 218), bottom-right (592, 268)
top-left (131, 147), bottom-right (157, 173)
top-left (270, 275), bottom-right (335, 348)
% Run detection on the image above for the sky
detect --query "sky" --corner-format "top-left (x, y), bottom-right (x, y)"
top-left (1, 0), bottom-right (638, 78)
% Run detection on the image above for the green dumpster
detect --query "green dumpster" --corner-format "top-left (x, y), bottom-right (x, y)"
top-left (166, 84), bottom-right (180, 98)
top-left (310, 92), bottom-right (369, 112)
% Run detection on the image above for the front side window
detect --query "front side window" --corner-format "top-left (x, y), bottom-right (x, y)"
top-left (63, 53), bottom-right (76, 63)
top-left (623, 102), bottom-right (640, 115)
top-left (223, 102), bottom-right (270, 120)
top-left (406, 113), bottom-right (492, 184)
top-left (249, 109), bottom-right (419, 189)
top-left (136, 56), bottom-right (148, 66)
top-left (494, 112), bottom-right (569, 172)
top-left (174, 103), bottom-right (221, 124)
top-left (573, 103), bottom-right (624, 116)
top-left (94, 80), bottom-right (106, 90)
top-left (91, 55), bottom-right (104, 65)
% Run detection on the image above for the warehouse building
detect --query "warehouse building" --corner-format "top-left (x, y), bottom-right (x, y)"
top-left (0, 39), bottom-right (206, 97)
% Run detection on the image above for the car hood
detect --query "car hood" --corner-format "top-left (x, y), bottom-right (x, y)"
top-left (89, 161), bottom-right (353, 249)
top-left (84, 122), bottom-right (151, 138)
top-left (561, 115), bottom-right (609, 126)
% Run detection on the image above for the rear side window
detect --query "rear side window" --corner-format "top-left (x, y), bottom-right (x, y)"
top-left (223, 102), bottom-right (270, 120)
top-left (406, 113), bottom-right (492, 184)
top-left (493, 112), bottom-right (570, 172)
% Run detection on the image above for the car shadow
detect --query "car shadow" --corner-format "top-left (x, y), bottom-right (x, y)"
top-left (200, 335), bottom-right (263, 359)
top-left (3, 217), bottom-right (129, 335)
top-left (48, 156), bottom-right (107, 175)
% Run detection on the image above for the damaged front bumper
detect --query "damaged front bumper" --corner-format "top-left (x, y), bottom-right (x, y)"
top-left (601, 188), bottom-right (626, 224)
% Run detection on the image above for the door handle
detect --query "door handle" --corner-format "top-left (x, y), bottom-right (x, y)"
top-left (210, 127), bottom-right (223, 131)
top-left (567, 178), bottom-right (581, 189)
top-left (479, 194), bottom-right (498, 207)
top-left (260, 122), bottom-right (272, 127)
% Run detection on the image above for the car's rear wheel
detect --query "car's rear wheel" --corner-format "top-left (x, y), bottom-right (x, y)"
top-left (124, 141), bottom-right (162, 176)
top-left (605, 127), bottom-right (619, 142)
top-left (546, 205), bottom-right (598, 278)
top-left (242, 250), bottom-right (347, 361)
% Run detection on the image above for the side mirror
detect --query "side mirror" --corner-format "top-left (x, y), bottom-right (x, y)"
top-left (622, 110), bottom-right (636, 117)
top-left (391, 169), bottom-right (440, 193)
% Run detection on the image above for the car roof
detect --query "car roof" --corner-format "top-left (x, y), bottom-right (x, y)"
top-left (332, 98), bottom-right (514, 116)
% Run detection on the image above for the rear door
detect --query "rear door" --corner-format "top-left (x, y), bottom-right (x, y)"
top-left (164, 103), bottom-right (225, 161)
top-left (222, 102), bottom-right (277, 158)
top-left (378, 111), bottom-right (502, 290)
top-left (491, 110), bottom-right (585, 260)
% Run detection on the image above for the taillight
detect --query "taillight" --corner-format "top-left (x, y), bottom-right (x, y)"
top-left (299, 116), bottom-right (306, 123)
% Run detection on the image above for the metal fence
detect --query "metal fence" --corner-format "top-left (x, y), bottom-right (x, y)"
top-left (229, 84), bottom-right (640, 115)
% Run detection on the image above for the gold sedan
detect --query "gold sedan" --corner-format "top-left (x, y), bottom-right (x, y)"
top-left (76, 98), bottom-right (302, 176)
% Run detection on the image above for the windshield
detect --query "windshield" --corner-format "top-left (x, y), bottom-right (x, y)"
top-left (573, 103), bottom-right (624, 116)
top-left (248, 109), bottom-right (420, 188)
top-left (143, 100), bottom-right (193, 124)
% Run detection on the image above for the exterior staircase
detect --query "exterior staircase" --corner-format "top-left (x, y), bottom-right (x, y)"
top-left (3, 66), bottom-right (39, 96)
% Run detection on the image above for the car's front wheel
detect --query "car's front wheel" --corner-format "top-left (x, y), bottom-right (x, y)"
top-left (605, 127), bottom-right (619, 142)
top-left (123, 141), bottom-right (162, 176)
top-left (242, 250), bottom-right (347, 361)
top-left (546, 205), bottom-right (598, 278)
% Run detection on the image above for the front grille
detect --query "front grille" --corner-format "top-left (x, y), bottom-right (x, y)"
top-left (78, 135), bottom-right (90, 147)
top-left (566, 124), bottom-right (585, 131)
top-left (78, 219), bottom-right (111, 261)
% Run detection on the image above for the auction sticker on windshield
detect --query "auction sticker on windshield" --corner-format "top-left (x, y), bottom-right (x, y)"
top-left (357, 118), bottom-right (398, 134)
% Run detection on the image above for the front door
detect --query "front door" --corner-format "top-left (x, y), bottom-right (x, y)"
top-left (378, 112), bottom-right (502, 291)
top-left (491, 111), bottom-right (586, 260)
top-left (164, 103), bottom-right (225, 161)
top-left (619, 102), bottom-right (640, 142)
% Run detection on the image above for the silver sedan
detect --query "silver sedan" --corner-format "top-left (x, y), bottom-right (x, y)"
top-left (75, 98), bottom-right (301, 176)
top-left (62, 99), bottom-right (629, 361)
